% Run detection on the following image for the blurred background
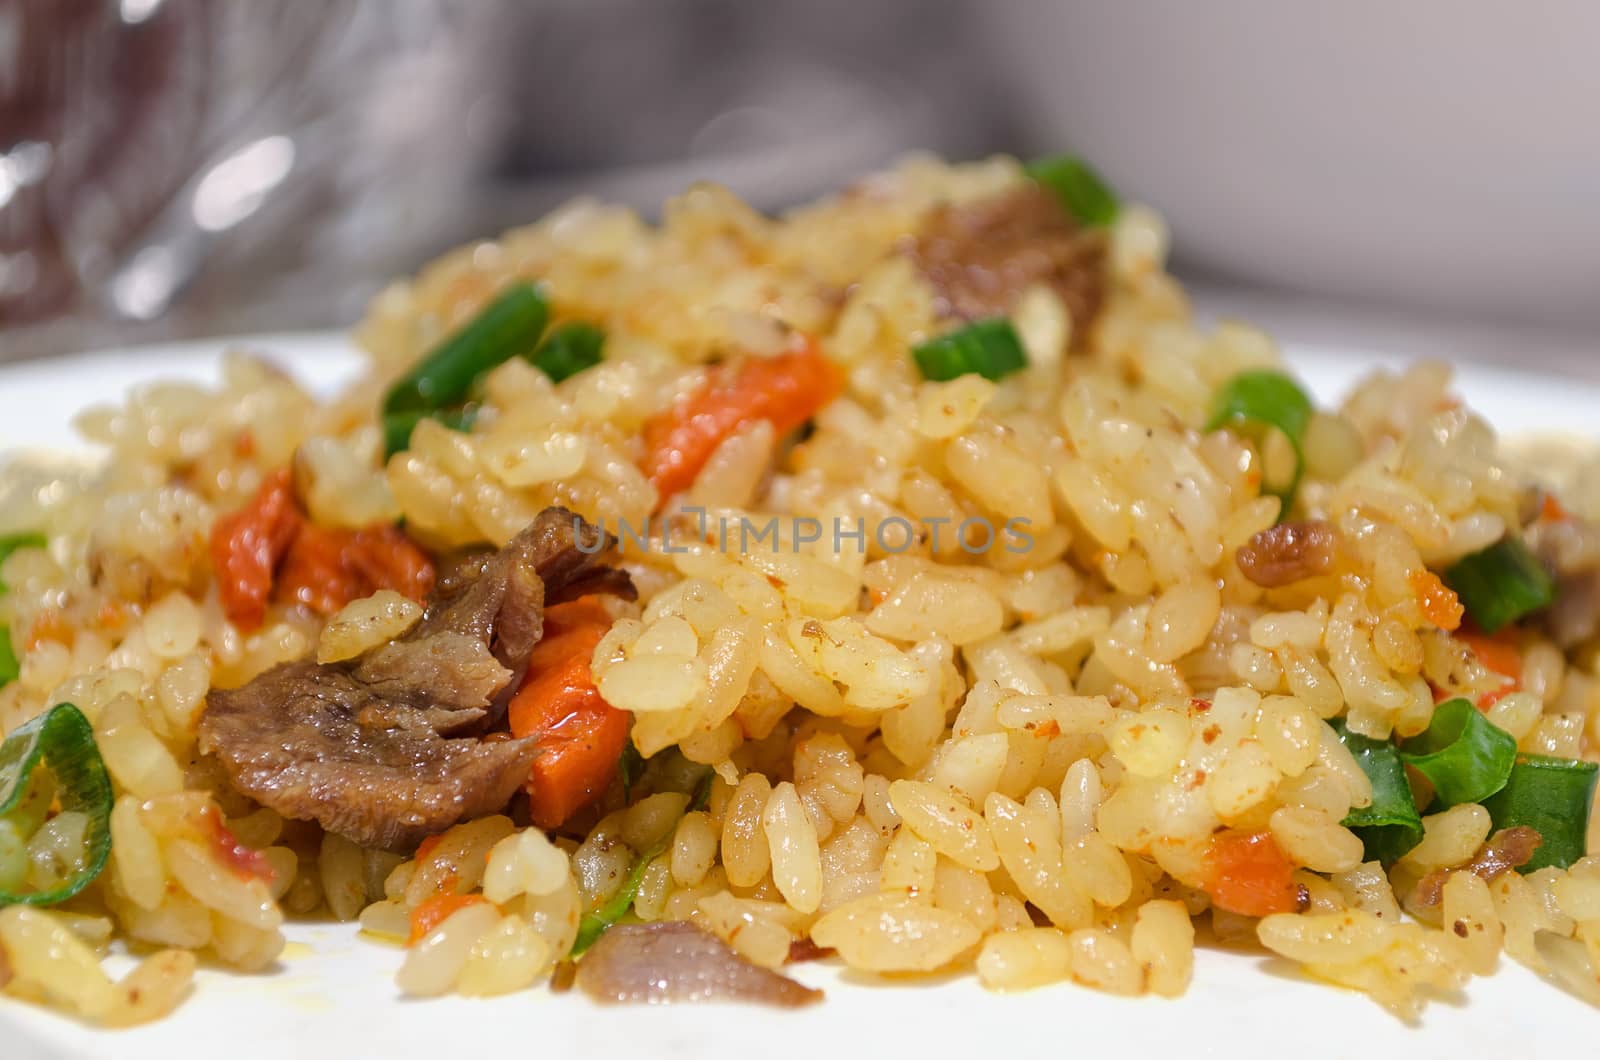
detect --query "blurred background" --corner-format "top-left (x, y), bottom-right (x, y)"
top-left (2, 0), bottom-right (1597, 369)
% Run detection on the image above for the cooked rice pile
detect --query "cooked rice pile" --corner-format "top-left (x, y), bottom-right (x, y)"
top-left (3, 155), bottom-right (1600, 1026)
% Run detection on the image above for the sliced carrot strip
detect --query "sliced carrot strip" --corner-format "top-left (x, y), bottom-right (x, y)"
top-left (407, 893), bottom-right (492, 946)
top-left (25, 608), bottom-right (73, 651)
top-left (1410, 569), bottom-right (1463, 632)
top-left (210, 469), bottom-right (302, 631)
top-left (211, 467), bottom-right (435, 628)
top-left (275, 524), bottom-right (367, 617)
top-left (640, 340), bottom-right (842, 502)
top-left (203, 807), bottom-right (275, 885)
top-left (1459, 629), bottom-right (1522, 711)
top-left (276, 523), bottom-right (436, 618)
top-left (345, 525), bottom-right (437, 603)
top-left (540, 597), bottom-right (614, 640)
top-left (414, 834), bottom-right (446, 864)
top-left (1203, 830), bottom-right (1305, 918)
top-left (509, 604), bottom-right (629, 830)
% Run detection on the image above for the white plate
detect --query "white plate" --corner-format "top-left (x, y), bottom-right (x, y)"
top-left (1, 334), bottom-right (1596, 1060)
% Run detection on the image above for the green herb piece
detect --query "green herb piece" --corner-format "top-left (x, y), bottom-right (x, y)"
top-left (1334, 721), bottom-right (1425, 865)
top-left (1443, 537), bottom-right (1555, 634)
top-left (1397, 697), bottom-right (1518, 809)
top-left (912, 318), bottom-right (1028, 383)
top-left (1206, 369), bottom-right (1315, 510)
top-left (570, 768), bottom-right (714, 957)
top-left (0, 629), bottom-right (17, 689)
top-left (0, 533), bottom-right (46, 595)
top-left (0, 703), bottom-right (113, 905)
top-left (1025, 154), bottom-right (1120, 226)
top-left (618, 741), bottom-right (646, 802)
top-left (687, 768), bottom-right (714, 814)
top-left (381, 283), bottom-right (548, 418)
top-left (1482, 754), bottom-right (1599, 872)
top-left (529, 322), bottom-right (604, 383)
top-left (382, 405), bottom-right (479, 460)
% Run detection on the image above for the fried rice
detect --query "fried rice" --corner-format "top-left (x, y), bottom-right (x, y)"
top-left (1, 153), bottom-right (1598, 1027)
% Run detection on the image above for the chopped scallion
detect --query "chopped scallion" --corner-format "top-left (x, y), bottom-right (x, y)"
top-left (1206, 370), bottom-right (1315, 510)
top-left (1397, 697), bottom-right (1517, 809)
top-left (1443, 537), bottom-right (1555, 634)
top-left (0, 703), bottom-right (113, 905)
top-left (570, 768), bottom-right (713, 957)
top-left (530, 322), bottom-right (604, 383)
top-left (382, 283), bottom-right (548, 418)
top-left (1025, 155), bottom-right (1120, 226)
top-left (0, 533), bottom-right (42, 686)
top-left (0, 628), bottom-right (16, 689)
top-left (1482, 754), bottom-right (1598, 872)
top-left (0, 533), bottom-right (46, 595)
top-left (913, 318), bottom-right (1028, 383)
top-left (382, 405), bottom-right (478, 460)
top-left (1334, 721), bottom-right (1424, 864)
top-left (618, 740), bottom-right (646, 802)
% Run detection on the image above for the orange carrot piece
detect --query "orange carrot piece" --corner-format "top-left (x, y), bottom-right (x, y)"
top-left (414, 834), bottom-right (446, 864)
top-left (1409, 569), bottom-right (1463, 632)
top-left (25, 608), bottom-right (73, 651)
top-left (202, 807), bottom-right (275, 885)
top-left (275, 524), bottom-right (367, 617)
top-left (346, 525), bottom-right (437, 603)
top-left (1459, 629), bottom-right (1522, 710)
top-left (540, 597), bottom-right (615, 641)
top-left (407, 893), bottom-right (492, 946)
top-left (640, 340), bottom-right (843, 501)
top-left (1462, 631), bottom-right (1522, 684)
top-left (1541, 493), bottom-right (1570, 523)
top-left (509, 611), bottom-right (629, 830)
top-left (276, 523), bottom-right (436, 618)
top-left (213, 466), bottom-right (435, 627)
top-left (1203, 830), bottom-right (1305, 918)
top-left (210, 469), bottom-right (303, 631)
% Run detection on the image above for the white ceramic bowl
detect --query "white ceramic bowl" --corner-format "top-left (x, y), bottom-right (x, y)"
top-left (987, 0), bottom-right (1600, 330)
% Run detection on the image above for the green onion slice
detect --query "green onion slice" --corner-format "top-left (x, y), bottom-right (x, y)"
top-left (382, 283), bottom-right (549, 418)
top-left (0, 628), bottom-right (17, 689)
top-left (1334, 721), bottom-right (1424, 865)
top-left (382, 405), bottom-right (479, 461)
top-left (1482, 754), bottom-right (1598, 872)
top-left (0, 533), bottom-right (46, 595)
top-left (618, 740), bottom-right (646, 803)
top-left (530, 322), bottom-right (604, 383)
top-left (913, 318), bottom-right (1028, 383)
top-left (1397, 697), bottom-right (1517, 809)
top-left (0, 703), bottom-right (113, 905)
top-left (687, 768), bottom-right (713, 814)
top-left (1443, 537), bottom-right (1555, 634)
top-left (1025, 155), bottom-right (1120, 227)
top-left (1206, 369), bottom-right (1315, 510)
top-left (570, 769), bottom-right (713, 957)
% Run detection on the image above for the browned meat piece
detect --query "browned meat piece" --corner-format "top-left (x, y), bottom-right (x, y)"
top-left (785, 937), bottom-right (835, 964)
top-left (548, 960), bottom-right (577, 993)
top-left (1236, 520), bottom-right (1340, 588)
top-left (1527, 516), bottom-right (1600, 647)
top-left (574, 921), bottom-right (823, 1006)
top-left (355, 509), bottom-right (631, 708)
top-left (908, 183), bottom-right (1107, 330)
top-left (199, 661), bottom-right (539, 851)
top-left (1411, 826), bottom-right (1542, 907)
top-left (198, 507), bottom-right (635, 851)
